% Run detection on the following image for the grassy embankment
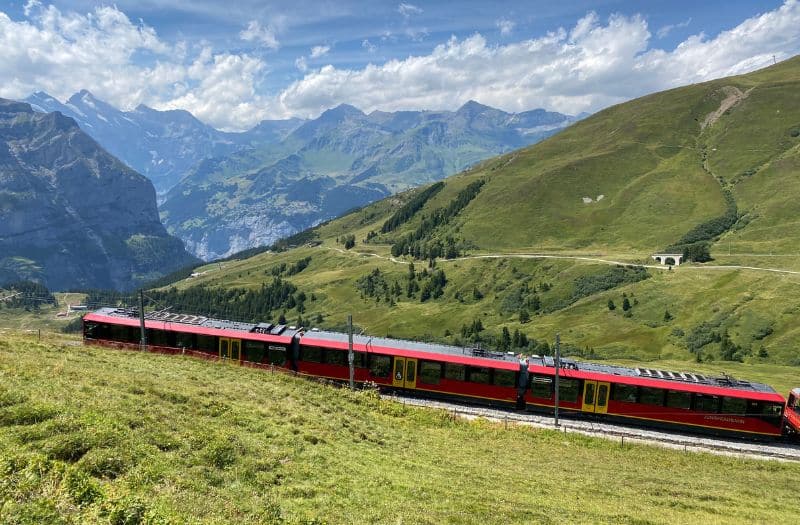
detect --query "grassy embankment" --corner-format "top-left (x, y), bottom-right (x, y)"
top-left (1, 331), bottom-right (799, 524)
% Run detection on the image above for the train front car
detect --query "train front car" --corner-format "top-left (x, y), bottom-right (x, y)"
top-left (785, 388), bottom-right (800, 438)
top-left (297, 330), bottom-right (526, 408)
top-left (524, 357), bottom-right (786, 439)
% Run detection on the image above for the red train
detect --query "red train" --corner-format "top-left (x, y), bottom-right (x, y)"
top-left (83, 308), bottom-right (800, 440)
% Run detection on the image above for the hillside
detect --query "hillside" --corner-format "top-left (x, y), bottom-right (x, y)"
top-left (0, 99), bottom-right (197, 290)
top-left (160, 101), bottom-right (578, 259)
top-left (1, 331), bottom-right (798, 524)
top-left (158, 57), bottom-right (800, 367)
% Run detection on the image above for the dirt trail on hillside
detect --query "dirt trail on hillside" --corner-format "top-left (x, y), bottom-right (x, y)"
top-left (700, 86), bottom-right (753, 130)
top-left (328, 247), bottom-right (800, 277)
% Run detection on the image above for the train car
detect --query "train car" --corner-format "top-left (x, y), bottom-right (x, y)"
top-left (523, 357), bottom-right (786, 439)
top-left (298, 330), bottom-right (527, 408)
top-left (82, 308), bottom-right (300, 368)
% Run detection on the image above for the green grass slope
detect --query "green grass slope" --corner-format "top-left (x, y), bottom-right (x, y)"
top-left (154, 57), bottom-right (800, 369)
top-left (1, 332), bottom-right (799, 524)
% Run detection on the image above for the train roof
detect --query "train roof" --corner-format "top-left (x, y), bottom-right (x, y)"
top-left (526, 356), bottom-right (782, 402)
top-left (300, 330), bottom-right (523, 371)
top-left (84, 308), bottom-right (299, 344)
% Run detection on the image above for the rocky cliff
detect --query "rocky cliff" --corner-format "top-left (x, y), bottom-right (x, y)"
top-left (0, 99), bottom-right (197, 290)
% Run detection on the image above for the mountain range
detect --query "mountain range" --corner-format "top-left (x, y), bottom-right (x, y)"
top-left (160, 100), bottom-right (580, 259)
top-left (25, 90), bottom-right (303, 197)
top-left (0, 98), bottom-right (197, 290)
top-left (24, 91), bottom-right (580, 260)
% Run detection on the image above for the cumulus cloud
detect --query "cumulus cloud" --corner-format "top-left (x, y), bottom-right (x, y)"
top-left (275, 1), bottom-right (800, 118)
top-left (310, 45), bottom-right (330, 58)
top-left (496, 17), bottom-right (515, 36)
top-left (239, 20), bottom-right (280, 49)
top-left (657, 17), bottom-right (692, 39)
top-left (0, 3), bottom-right (274, 130)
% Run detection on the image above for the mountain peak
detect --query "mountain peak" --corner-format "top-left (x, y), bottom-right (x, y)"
top-left (320, 103), bottom-right (365, 120)
top-left (457, 100), bottom-right (493, 114)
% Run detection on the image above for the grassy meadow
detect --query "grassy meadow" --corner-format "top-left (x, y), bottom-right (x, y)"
top-left (1, 331), bottom-right (799, 524)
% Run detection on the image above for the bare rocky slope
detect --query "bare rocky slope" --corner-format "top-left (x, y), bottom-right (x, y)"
top-left (0, 99), bottom-right (197, 290)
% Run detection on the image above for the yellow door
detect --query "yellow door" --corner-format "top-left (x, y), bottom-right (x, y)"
top-left (595, 382), bottom-right (610, 414)
top-left (582, 380), bottom-right (597, 412)
top-left (230, 339), bottom-right (241, 361)
top-left (404, 358), bottom-right (417, 389)
top-left (219, 338), bottom-right (230, 359)
top-left (392, 357), bottom-right (405, 387)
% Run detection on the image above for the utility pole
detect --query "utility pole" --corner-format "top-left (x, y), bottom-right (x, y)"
top-left (347, 314), bottom-right (355, 390)
top-left (554, 332), bottom-right (560, 427)
top-left (139, 290), bottom-right (147, 352)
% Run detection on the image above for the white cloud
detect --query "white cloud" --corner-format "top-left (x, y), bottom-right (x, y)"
top-left (362, 39), bottom-right (376, 53)
top-left (657, 17), bottom-right (692, 39)
top-left (239, 20), bottom-right (280, 49)
top-left (275, 1), bottom-right (800, 119)
top-left (397, 3), bottom-right (422, 17)
top-left (4, 1), bottom-right (800, 131)
top-left (496, 17), bottom-right (515, 36)
top-left (310, 45), bottom-right (330, 58)
top-left (0, 3), bottom-right (274, 131)
top-left (23, 0), bottom-right (41, 17)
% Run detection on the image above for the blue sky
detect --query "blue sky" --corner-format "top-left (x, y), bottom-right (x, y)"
top-left (0, 1), bottom-right (797, 130)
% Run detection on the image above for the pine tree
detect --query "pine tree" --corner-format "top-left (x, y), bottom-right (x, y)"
top-left (622, 297), bottom-right (631, 311)
top-left (607, 299), bottom-right (616, 311)
top-left (663, 309), bottom-right (673, 321)
top-left (519, 308), bottom-right (530, 323)
top-left (500, 327), bottom-right (511, 351)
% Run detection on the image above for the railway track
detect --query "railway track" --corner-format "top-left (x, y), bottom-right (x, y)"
top-left (386, 393), bottom-right (800, 462)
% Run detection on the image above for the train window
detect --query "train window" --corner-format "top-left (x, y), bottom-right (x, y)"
top-left (752, 401), bottom-right (782, 422)
top-left (665, 390), bottom-right (691, 410)
top-left (351, 351), bottom-right (367, 368)
top-left (268, 345), bottom-right (286, 366)
top-left (406, 361), bottom-right (416, 383)
top-left (176, 332), bottom-right (194, 349)
top-left (301, 346), bottom-right (323, 363)
top-left (467, 367), bottom-right (491, 384)
top-left (493, 370), bottom-right (516, 388)
top-left (530, 376), bottom-right (552, 399)
top-left (111, 324), bottom-right (138, 343)
top-left (327, 349), bottom-right (348, 367)
top-left (369, 355), bottom-right (391, 377)
top-left (558, 379), bottom-right (580, 403)
top-left (693, 394), bottom-right (719, 413)
top-left (244, 341), bottom-right (265, 363)
top-left (639, 388), bottom-right (664, 406)
top-left (419, 361), bottom-right (442, 385)
top-left (444, 364), bottom-right (466, 381)
top-left (612, 384), bottom-right (638, 403)
top-left (196, 335), bottom-right (216, 351)
top-left (720, 397), bottom-right (747, 415)
top-left (146, 328), bottom-right (170, 347)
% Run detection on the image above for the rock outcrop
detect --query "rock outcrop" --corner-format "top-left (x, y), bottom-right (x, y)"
top-left (0, 99), bottom-right (197, 290)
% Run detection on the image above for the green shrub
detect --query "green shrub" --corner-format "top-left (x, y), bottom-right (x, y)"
top-left (62, 467), bottom-right (103, 506)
